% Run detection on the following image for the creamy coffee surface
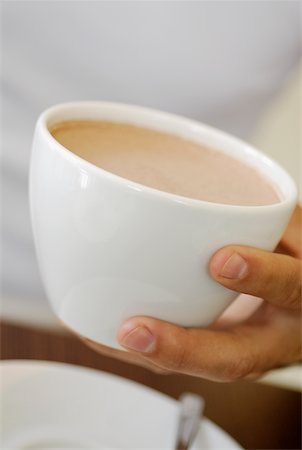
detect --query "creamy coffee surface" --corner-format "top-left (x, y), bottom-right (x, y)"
top-left (50, 120), bottom-right (280, 206)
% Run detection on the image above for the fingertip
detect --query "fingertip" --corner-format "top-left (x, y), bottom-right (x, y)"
top-left (117, 317), bottom-right (156, 353)
top-left (209, 247), bottom-right (235, 278)
top-left (117, 317), bottom-right (141, 341)
top-left (209, 247), bottom-right (249, 281)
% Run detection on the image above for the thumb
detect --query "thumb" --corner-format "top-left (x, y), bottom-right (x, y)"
top-left (117, 316), bottom-right (251, 381)
top-left (209, 246), bottom-right (301, 310)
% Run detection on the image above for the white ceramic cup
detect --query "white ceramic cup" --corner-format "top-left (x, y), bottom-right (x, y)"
top-left (30, 102), bottom-right (297, 349)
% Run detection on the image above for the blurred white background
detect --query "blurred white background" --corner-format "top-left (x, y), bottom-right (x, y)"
top-left (1, 1), bottom-right (301, 327)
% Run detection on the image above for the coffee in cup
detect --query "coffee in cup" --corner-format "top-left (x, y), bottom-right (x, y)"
top-left (50, 120), bottom-right (280, 206)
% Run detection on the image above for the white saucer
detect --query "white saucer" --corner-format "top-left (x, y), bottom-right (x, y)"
top-left (1, 360), bottom-right (242, 449)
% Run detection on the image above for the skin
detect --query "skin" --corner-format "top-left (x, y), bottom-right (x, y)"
top-left (82, 206), bottom-right (301, 381)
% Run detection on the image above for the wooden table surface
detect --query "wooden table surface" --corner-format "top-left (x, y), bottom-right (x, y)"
top-left (1, 320), bottom-right (301, 450)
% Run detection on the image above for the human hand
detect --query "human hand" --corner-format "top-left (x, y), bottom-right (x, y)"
top-left (84, 207), bottom-right (301, 381)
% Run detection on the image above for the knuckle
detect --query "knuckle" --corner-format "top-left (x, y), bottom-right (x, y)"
top-left (166, 343), bottom-right (190, 372)
top-left (285, 283), bottom-right (301, 310)
top-left (158, 329), bottom-right (192, 372)
top-left (284, 284), bottom-right (301, 310)
top-left (282, 262), bottom-right (301, 310)
top-left (223, 355), bottom-right (255, 381)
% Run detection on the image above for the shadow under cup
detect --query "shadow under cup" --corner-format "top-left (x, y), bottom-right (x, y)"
top-left (30, 102), bottom-right (297, 349)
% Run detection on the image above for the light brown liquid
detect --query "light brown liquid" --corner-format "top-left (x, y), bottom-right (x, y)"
top-left (50, 120), bottom-right (280, 206)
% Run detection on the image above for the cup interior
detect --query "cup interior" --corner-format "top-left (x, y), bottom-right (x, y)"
top-left (40, 101), bottom-right (297, 207)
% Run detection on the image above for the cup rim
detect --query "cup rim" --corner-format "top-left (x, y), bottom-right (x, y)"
top-left (37, 101), bottom-right (297, 211)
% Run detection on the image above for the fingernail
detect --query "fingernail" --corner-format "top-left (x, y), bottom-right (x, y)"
top-left (120, 326), bottom-right (155, 353)
top-left (214, 252), bottom-right (249, 280)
